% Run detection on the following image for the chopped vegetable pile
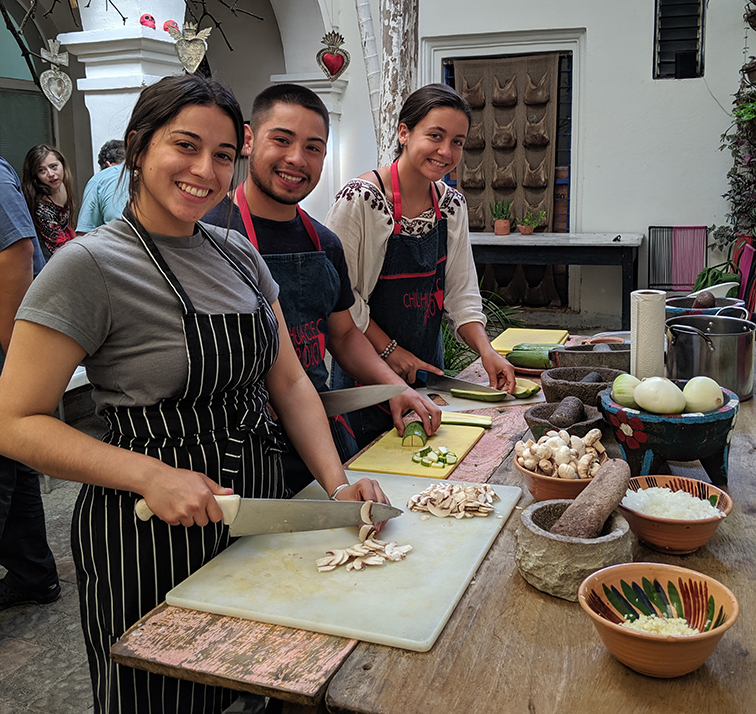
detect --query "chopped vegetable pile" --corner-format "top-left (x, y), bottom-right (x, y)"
top-left (411, 444), bottom-right (458, 469)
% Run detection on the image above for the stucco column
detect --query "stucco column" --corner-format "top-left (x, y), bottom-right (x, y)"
top-left (270, 72), bottom-right (347, 222)
top-left (58, 0), bottom-right (186, 169)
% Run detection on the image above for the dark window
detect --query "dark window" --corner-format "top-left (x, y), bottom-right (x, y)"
top-left (654, 0), bottom-right (705, 79)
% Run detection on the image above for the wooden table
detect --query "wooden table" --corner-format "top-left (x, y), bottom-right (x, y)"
top-left (112, 364), bottom-right (755, 714)
top-left (470, 233), bottom-right (643, 330)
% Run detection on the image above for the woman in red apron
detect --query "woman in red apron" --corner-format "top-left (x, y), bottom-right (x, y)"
top-left (0, 74), bottom-right (387, 713)
top-left (327, 84), bottom-right (516, 447)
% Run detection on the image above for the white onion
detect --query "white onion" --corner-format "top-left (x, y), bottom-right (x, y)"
top-left (633, 377), bottom-right (686, 414)
top-left (611, 374), bottom-right (641, 408)
top-left (683, 376), bottom-right (724, 413)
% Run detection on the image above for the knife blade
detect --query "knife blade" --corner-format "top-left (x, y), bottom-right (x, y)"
top-left (135, 495), bottom-right (402, 537)
top-left (319, 384), bottom-right (408, 416)
top-left (415, 370), bottom-right (509, 397)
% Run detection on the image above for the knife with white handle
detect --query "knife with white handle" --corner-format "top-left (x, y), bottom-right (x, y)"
top-left (134, 495), bottom-right (402, 536)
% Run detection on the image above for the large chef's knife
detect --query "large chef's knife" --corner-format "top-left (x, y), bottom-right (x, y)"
top-left (135, 495), bottom-right (402, 537)
top-left (320, 384), bottom-right (408, 416)
top-left (414, 370), bottom-right (509, 397)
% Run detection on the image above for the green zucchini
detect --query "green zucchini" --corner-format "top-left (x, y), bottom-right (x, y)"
top-left (506, 344), bottom-right (558, 370)
top-left (402, 421), bottom-right (428, 447)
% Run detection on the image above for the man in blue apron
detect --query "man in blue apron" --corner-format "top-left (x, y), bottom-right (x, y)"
top-left (203, 84), bottom-right (439, 494)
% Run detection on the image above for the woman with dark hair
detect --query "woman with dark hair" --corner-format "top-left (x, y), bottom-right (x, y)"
top-left (21, 144), bottom-right (76, 259)
top-left (325, 84), bottom-right (516, 447)
top-left (0, 73), bottom-right (386, 713)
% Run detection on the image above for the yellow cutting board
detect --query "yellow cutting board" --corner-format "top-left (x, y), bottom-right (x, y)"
top-left (348, 424), bottom-right (485, 479)
top-left (490, 327), bottom-right (569, 354)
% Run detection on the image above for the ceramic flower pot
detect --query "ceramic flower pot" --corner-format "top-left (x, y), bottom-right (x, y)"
top-left (518, 224), bottom-right (535, 235)
top-left (493, 219), bottom-right (510, 235)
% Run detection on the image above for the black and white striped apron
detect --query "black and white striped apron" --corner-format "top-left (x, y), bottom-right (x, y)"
top-left (72, 213), bottom-right (285, 714)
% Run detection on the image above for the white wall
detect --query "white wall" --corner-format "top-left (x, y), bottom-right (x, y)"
top-left (331, 0), bottom-right (746, 328)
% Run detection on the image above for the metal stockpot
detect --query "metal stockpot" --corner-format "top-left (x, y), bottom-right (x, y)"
top-left (666, 308), bottom-right (755, 401)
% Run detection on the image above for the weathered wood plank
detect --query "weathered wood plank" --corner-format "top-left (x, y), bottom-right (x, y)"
top-left (110, 603), bottom-right (357, 706)
top-left (327, 395), bottom-right (756, 714)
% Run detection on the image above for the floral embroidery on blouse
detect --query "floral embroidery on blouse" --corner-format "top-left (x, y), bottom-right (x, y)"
top-left (334, 178), bottom-right (464, 237)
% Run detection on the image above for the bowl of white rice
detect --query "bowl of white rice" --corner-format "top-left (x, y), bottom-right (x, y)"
top-left (578, 562), bottom-right (739, 677)
top-left (618, 475), bottom-right (733, 554)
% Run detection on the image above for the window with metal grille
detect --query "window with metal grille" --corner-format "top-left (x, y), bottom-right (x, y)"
top-left (654, 0), bottom-right (705, 79)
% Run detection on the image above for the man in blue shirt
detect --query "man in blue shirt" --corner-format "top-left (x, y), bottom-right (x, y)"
top-left (0, 156), bottom-right (60, 610)
top-left (76, 140), bottom-right (129, 234)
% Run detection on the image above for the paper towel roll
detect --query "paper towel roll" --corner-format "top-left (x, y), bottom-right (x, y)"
top-left (630, 290), bottom-right (666, 379)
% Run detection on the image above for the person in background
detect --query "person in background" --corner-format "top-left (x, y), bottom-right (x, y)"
top-left (21, 144), bottom-right (76, 260)
top-left (202, 83), bottom-right (440, 494)
top-left (0, 155), bottom-right (60, 611)
top-left (76, 139), bottom-right (130, 235)
top-left (0, 74), bottom-right (386, 713)
top-left (325, 83), bottom-right (516, 447)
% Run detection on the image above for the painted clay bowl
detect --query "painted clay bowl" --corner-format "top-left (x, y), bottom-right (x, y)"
top-left (578, 562), bottom-right (739, 678)
top-left (618, 475), bottom-right (732, 554)
top-left (597, 385), bottom-right (740, 486)
top-left (513, 454), bottom-right (593, 501)
top-left (523, 402), bottom-right (605, 441)
top-left (540, 367), bottom-right (626, 406)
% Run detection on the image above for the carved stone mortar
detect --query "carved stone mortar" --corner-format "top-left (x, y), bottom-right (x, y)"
top-left (514, 499), bottom-right (631, 602)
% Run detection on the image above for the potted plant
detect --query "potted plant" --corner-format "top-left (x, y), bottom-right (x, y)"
top-left (489, 199), bottom-right (512, 235)
top-left (517, 210), bottom-right (546, 235)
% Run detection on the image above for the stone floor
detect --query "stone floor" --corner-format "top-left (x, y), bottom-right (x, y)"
top-left (0, 390), bottom-right (103, 713)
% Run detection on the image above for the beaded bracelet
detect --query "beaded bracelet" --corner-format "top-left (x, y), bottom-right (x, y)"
top-left (380, 339), bottom-right (398, 360)
top-left (329, 483), bottom-right (350, 501)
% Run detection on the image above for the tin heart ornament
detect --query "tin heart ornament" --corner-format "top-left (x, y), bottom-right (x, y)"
top-left (40, 66), bottom-right (73, 112)
top-left (316, 31), bottom-right (350, 81)
top-left (167, 22), bottom-right (212, 74)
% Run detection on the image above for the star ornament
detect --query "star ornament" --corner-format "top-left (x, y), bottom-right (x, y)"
top-left (316, 31), bottom-right (350, 81)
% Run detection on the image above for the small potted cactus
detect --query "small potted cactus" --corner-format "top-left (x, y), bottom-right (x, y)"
top-left (489, 199), bottom-right (512, 235)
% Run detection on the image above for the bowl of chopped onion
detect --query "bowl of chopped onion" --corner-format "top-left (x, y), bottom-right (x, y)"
top-left (618, 475), bottom-right (732, 554)
top-left (578, 562), bottom-right (739, 678)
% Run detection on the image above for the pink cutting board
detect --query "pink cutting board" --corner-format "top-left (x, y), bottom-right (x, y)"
top-left (347, 424), bottom-right (485, 479)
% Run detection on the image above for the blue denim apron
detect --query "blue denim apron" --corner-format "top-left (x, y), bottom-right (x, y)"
top-left (236, 186), bottom-right (357, 491)
top-left (331, 161), bottom-right (447, 447)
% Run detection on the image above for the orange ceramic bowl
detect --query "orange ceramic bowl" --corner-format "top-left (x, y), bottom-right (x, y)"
top-left (579, 562), bottom-right (739, 678)
top-left (619, 475), bottom-right (732, 555)
top-left (513, 454), bottom-right (592, 501)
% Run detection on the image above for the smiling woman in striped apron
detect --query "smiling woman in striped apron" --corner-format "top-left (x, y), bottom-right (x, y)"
top-left (0, 74), bottom-right (387, 714)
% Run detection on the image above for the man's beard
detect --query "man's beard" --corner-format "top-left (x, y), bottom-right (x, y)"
top-left (248, 157), bottom-right (310, 206)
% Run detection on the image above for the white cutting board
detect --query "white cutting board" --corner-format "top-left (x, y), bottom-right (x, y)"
top-left (167, 472), bottom-right (521, 652)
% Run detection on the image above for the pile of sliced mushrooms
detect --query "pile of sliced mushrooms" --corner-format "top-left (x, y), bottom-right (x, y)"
top-left (515, 428), bottom-right (606, 479)
top-left (316, 501), bottom-right (413, 573)
top-left (407, 483), bottom-right (500, 518)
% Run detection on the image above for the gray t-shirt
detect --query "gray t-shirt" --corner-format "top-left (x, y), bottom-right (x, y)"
top-left (18, 219), bottom-right (279, 412)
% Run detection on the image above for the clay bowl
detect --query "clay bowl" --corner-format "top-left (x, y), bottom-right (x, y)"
top-left (665, 296), bottom-right (744, 321)
top-left (514, 454), bottom-right (593, 501)
top-left (619, 475), bottom-right (732, 554)
top-left (578, 562), bottom-right (739, 678)
top-left (540, 367), bottom-right (626, 406)
top-left (523, 402), bottom-right (604, 441)
top-left (515, 500), bottom-right (631, 601)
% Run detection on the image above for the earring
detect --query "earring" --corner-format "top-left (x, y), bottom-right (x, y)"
top-left (133, 168), bottom-right (140, 179)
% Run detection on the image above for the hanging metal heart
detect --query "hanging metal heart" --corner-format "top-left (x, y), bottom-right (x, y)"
top-left (316, 47), bottom-right (349, 81)
top-left (40, 66), bottom-right (72, 112)
top-left (175, 38), bottom-right (207, 74)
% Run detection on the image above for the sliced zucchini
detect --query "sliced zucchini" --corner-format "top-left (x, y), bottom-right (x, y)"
top-left (439, 413), bottom-right (493, 428)
top-left (412, 454), bottom-right (422, 463)
top-left (446, 453), bottom-right (458, 464)
top-left (450, 387), bottom-right (508, 403)
top-left (420, 457), bottom-right (433, 467)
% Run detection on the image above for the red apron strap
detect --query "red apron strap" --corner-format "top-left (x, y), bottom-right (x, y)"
top-left (236, 184), bottom-right (259, 249)
top-left (389, 160), bottom-right (443, 234)
top-left (236, 183), bottom-right (321, 251)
